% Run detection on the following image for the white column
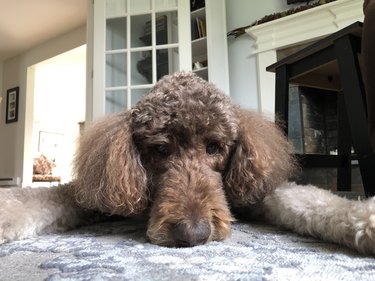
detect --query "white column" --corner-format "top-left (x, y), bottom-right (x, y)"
top-left (256, 50), bottom-right (277, 118)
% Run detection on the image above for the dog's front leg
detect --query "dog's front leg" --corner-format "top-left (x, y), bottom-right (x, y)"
top-left (260, 182), bottom-right (375, 255)
top-left (0, 183), bottom-right (91, 243)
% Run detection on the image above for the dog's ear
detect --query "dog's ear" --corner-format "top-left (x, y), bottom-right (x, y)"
top-left (223, 109), bottom-right (296, 206)
top-left (73, 112), bottom-right (148, 215)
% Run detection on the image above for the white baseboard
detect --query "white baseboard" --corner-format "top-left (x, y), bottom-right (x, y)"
top-left (0, 177), bottom-right (21, 187)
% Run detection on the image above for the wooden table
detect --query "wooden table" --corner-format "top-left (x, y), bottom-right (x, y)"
top-left (267, 21), bottom-right (375, 196)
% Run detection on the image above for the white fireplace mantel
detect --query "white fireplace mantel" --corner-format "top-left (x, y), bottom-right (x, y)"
top-left (245, 0), bottom-right (363, 117)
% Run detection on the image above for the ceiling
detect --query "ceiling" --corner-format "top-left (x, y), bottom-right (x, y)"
top-left (0, 0), bottom-right (87, 61)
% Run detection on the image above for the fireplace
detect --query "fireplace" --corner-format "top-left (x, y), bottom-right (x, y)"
top-left (288, 86), bottom-right (338, 155)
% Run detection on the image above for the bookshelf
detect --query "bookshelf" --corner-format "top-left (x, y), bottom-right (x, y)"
top-left (191, 7), bottom-right (206, 39)
top-left (191, 5), bottom-right (207, 79)
top-left (189, 0), bottom-right (229, 94)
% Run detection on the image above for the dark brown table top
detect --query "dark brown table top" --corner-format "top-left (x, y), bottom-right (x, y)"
top-left (267, 21), bottom-right (362, 72)
top-left (266, 21), bottom-right (363, 91)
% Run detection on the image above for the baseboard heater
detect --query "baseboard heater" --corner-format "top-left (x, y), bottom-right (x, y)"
top-left (0, 177), bottom-right (21, 187)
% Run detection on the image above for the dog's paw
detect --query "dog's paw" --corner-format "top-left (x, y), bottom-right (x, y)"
top-left (0, 186), bottom-right (82, 244)
top-left (0, 200), bottom-right (38, 244)
top-left (351, 198), bottom-right (375, 254)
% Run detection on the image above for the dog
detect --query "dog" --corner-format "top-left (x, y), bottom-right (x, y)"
top-left (1, 72), bottom-right (375, 254)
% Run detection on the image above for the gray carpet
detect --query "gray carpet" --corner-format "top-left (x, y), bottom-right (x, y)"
top-left (0, 219), bottom-right (374, 281)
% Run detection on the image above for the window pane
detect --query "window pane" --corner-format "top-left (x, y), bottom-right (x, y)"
top-left (106, 53), bottom-right (127, 87)
top-left (106, 0), bottom-right (126, 17)
top-left (157, 48), bottom-right (179, 80)
top-left (131, 14), bottom-right (152, 47)
top-left (106, 90), bottom-right (128, 114)
top-left (155, 0), bottom-right (177, 10)
top-left (131, 88), bottom-right (150, 107)
top-left (129, 0), bottom-right (151, 13)
top-left (132, 51), bottom-right (152, 84)
top-left (106, 17), bottom-right (127, 50)
top-left (156, 11), bottom-right (178, 45)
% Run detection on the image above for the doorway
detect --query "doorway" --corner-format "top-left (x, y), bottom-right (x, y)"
top-left (27, 45), bottom-right (86, 187)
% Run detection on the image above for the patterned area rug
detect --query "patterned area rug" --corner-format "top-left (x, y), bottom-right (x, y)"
top-left (0, 219), bottom-right (374, 281)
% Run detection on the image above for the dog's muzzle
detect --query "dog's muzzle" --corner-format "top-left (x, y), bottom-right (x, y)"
top-left (146, 158), bottom-right (233, 247)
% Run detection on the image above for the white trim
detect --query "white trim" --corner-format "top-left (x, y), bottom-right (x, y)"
top-left (205, 0), bottom-right (229, 95)
top-left (92, 0), bottom-right (106, 120)
top-left (0, 177), bottom-right (21, 187)
top-left (86, 0), bottom-right (94, 125)
top-left (178, 0), bottom-right (192, 71)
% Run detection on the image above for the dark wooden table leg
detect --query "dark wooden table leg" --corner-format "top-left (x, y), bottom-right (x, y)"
top-left (337, 93), bottom-right (352, 191)
top-left (334, 35), bottom-right (375, 197)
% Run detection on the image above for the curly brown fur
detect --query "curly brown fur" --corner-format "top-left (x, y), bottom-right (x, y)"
top-left (224, 110), bottom-right (296, 206)
top-left (73, 112), bottom-right (148, 216)
top-left (71, 72), bottom-right (295, 247)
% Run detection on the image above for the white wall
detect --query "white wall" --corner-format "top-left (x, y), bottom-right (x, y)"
top-left (0, 61), bottom-right (3, 113)
top-left (32, 46), bottom-right (86, 184)
top-left (226, 0), bottom-right (297, 110)
top-left (0, 26), bottom-right (86, 185)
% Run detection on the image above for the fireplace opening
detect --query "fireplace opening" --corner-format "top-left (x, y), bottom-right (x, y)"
top-left (288, 85), bottom-right (337, 155)
top-left (288, 85), bottom-right (363, 193)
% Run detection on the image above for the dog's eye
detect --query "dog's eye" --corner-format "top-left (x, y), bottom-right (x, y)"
top-left (154, 144), bottom-right (169, 157)
top-left (206, 142), bottom-right (221, 155)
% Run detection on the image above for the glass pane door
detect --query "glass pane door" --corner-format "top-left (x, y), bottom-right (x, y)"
top-left (104, 0), bottom-right (180, 115)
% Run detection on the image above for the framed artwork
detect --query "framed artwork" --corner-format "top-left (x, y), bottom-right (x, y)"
top-left (5, 87), bottom-right (19, 124)
top-left (38, 131), bottom-right (64, 154)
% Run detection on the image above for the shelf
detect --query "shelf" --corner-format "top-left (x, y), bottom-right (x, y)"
top-left (191, 36), bottom-right (207, 58)
top-left (192, 36), bottom-right (206, 46)
top-left (191, 2), bottom-right (208, 81)
top-left (193, 66), bottom-right (208, 72)
top-left (193, 66), bottom-right (208, 81)
top-left (191, 7), bottom-right (205, 18)
top-left (191, 5), bottom-right (206, 41)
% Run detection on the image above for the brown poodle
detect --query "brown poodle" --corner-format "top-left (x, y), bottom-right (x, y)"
top-left (72, 72), bottom-right (294, 246)
top-left (1, 72), bottom-right (375, 254)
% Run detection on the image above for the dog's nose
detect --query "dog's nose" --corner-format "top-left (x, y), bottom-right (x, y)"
top-left (172, 219), bottom-right (211, 247)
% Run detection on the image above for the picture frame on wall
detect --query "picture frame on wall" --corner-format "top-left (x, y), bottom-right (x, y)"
top-left (38, 131), bottom-right (64, 154)
top-left (5, 87), bottom-right (19, 124)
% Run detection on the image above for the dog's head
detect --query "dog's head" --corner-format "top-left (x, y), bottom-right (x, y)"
top-left (73, 72), bottom-right (295, 247)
